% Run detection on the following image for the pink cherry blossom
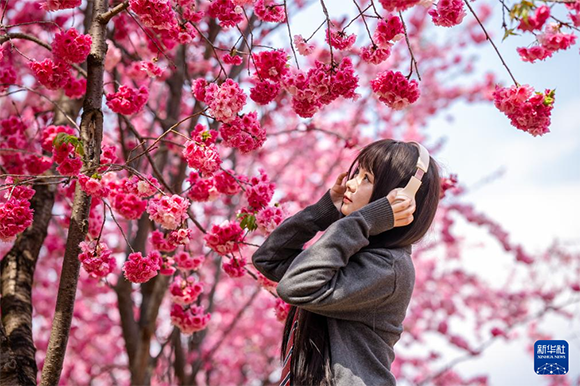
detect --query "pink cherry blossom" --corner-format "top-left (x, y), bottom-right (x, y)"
top-left (41, 0), bottom-right (81, 11)
top-left (360, 44), bottom-right (392, 64)
top-left (52, 28), bottom-right (92, 64)
top-left (122, 251), bottom-right (160, 283)
top-left (182, 140), bottom-right (222, 176)
top-left (254, 0), bottom-right (286, 22)
top-left (207, 0), bottom-right (243, 28)
top-left (517, 5), bottom-right (550, 32)
top-left (325, 28), bottom-right (356, 50)
top-left (169, 276), bottom-right (204, 305)
top-left (371, 70), bottom-right (420, 110)
top-left (374, 16), bottom-right (404, 48)
top-left (249, 78), bottom-right (281, 105)
top-left (170, 303), bottom-right (211, 334)
top-left (129, 0), bottom-right (178, 30)
top-left (219, 112), bottom-right (266, 153)
top-left (379, 0), bottom-right (421, 12)
top-left (203, 220), bottom-right (244, 256)
top-left (175, 252), bottom-right (205, 271)
top-left (0, 181), bottom-right (34, 241)
top-left (252, 50), bottom-right (289, 82)
top-left (222, 256), bottom-right (246, 277)
top-left (78, 175), bottom-right (109, 199)
top-left (256, 204), bottom-right (286, 235)
top-left (146, 194), bottom-right (190, 230)
top-left (244, 168), bottom-right (275, 210)
top-left (293, 34), bottom-right (315, 56)
top-left (78, 241), bottom-right (116, 279)
top-left (186, 172), bottom-right (219, 202)
top-left (29, 59), bottom-right (71, 90)
top-left (105, 85), bottom-right (149, 115)
top-left (492, 84), bottom-right (555, 137)
top-left (214, 169), bottom-right (246, 195)
top-left (428, 0), bottom-right (466, 27)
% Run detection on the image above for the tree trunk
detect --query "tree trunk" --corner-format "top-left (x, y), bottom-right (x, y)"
top-left (39, 0), bottom-right (108, 383)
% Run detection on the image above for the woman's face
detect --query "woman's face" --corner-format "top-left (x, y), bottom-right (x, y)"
top-left (341, 164), bottom-right (374, 216)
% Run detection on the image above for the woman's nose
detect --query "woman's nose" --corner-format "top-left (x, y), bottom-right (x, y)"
top-left (346, 178), bottom-right (356, 191)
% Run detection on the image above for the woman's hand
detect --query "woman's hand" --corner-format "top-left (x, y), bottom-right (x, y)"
top-left (386, 188), bottom-right (416, 227)
top-left (329, 172), bottom-right (348, 211)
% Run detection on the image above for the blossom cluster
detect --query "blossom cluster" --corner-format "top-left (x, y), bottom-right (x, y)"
top-left (379, 0), bottom-right (421, 12)
top-left (175, 252), bottom-right (205, 271)
top-left (52, 28), bottom-right (92, 64)
top-left (326, 29), bottom-right (356, 51)
top-left (222, 256), bottom-right (246, 278)
top-left (129, 0), bottom-right (178, 30)
top-left (122, 251), bottom-right (161, 283)
top-left (256, 204), bottom-right (286, 235)
top-left (170, 303), bottom-right (211, 334)
top-left (41, 0), bottom-right (81, 11)
top-left (78, 240), bottom-right (117, 279)
top-left (517, 22), bottom-right (577, 63)
top-left (293, 35), bottom-right (316, 56)
top-left (78, 175), bottom-right (109, 199)
top-left (146, 194), bottom-right (190, 230)
top-left (253, 50), bottom-right (289, 82)
top-left (254, 0), bottom-right (285, 23)
top-left (370, 70), bottom-right (420, 110)
top-left (492, 84), bottom-right (555, 137)
top-left (105, 85), bottom-right (149, 115)
top-left (193, 78), bottom-right (247, 123)
top-left (214, 169), bottom-right (246, 195)
top-left (0, 181), bottom-right (35, 242)
top-left (169, 276), bottom-right (204, 305)
top-left (182, 139), bottom-right (222, 176)
top-left (207, 0), bottom-right (243, 28)
top-left (428, 0), bottom-right (466, 27)
top-left (29, 59), bottom-right (71, 90)
top-left (29, 28), bottom-right (91, 91)
top-left (203, 220), bottom-right (244, 256)
top-left (0, 64), bottom-right (16, 92)
top-left (374, 15), bottom-right (404, 47)
top-left (244, 168), bottom-right (275, 210)
top-left (219, 111), bottom-right (266, 153)
top-left (282, 57), bottom-right (359, 118)
top-left (109, 178), bottom-right (149, 220)
top-left (250, 79), bottom-right (281, 105)
top-left (126, 61), bottom-right (165, 80)
top-left (186, 172), bottom-right (219, 202)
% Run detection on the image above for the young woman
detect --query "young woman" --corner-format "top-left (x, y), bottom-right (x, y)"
top-left (252, 139), bottom-right (441, 386)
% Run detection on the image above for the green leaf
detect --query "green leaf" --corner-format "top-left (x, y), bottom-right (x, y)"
top-left (502, 28), bottom-right (519, 42)
top-left (53, 133), bottom-right (84, 156)
top-left (239, 213), bottom-right (257, 231)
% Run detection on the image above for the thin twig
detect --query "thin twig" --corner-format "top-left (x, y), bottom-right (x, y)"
top-left (283, 0), bottom-right (299, 68)
top-left (463, 0), bottom-right (518, 86)
top-left (399, 11), bottom-right (421, 81)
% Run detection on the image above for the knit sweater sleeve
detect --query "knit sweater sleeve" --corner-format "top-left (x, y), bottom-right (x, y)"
top-left (251, 189), bottom-right (342, 283)
top-left (275, 195), bottom-right (396, 320)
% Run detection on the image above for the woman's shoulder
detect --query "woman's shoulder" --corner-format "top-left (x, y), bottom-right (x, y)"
top-left (359, 244), bottom-right (412, 262)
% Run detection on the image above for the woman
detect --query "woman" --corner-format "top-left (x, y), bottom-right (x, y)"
top-left (252, 139), bottom-right (441, 385)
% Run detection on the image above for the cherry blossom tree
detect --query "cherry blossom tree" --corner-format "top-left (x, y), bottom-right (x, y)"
top-left (1, 0), bottom-right (579, 385)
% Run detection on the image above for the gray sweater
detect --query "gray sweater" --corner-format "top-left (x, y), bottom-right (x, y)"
top-left (252, 189), bottom-right (415, 386)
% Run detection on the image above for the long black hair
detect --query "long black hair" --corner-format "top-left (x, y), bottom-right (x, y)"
top-left (280, 139), bottom-right (442, 385)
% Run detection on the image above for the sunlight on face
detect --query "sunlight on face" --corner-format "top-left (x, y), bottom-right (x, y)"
top-left (340, 165), bottom-right (374, 216)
